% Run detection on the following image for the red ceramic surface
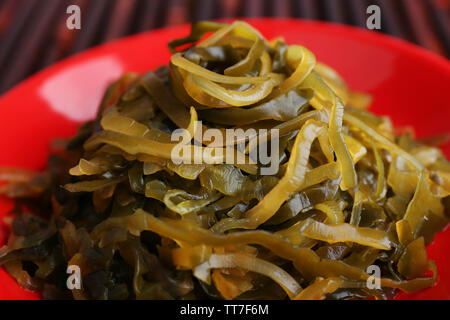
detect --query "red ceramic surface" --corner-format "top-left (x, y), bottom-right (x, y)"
top-left (0, 18), bottom-right (449, 300)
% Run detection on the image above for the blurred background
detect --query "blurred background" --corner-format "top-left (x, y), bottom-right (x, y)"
top-left (0, 0), bottom-right (448, 95)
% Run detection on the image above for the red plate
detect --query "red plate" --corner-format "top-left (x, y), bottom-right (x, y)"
top-left (0, 18), bottom-right (449, 300)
